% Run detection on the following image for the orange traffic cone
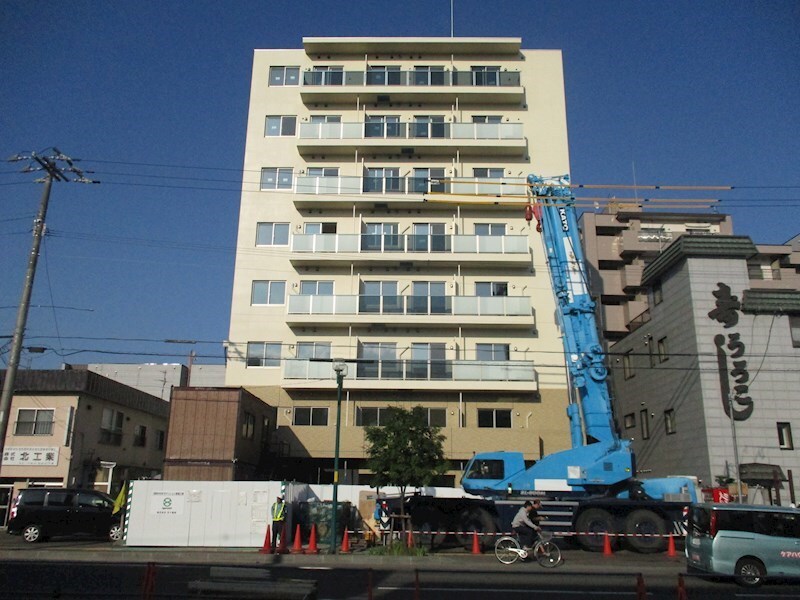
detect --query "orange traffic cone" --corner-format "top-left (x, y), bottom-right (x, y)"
top-left (406, 529), bottom-right (414, 548)
top-left (636, 573), bottom-right (646, 600)
top-left (306, 523), bottom-right (319, 554)
top-left (291, 524), bottom-right (304, 554)
top-left (259, 525), bottom-right (272, 554)
top-left (277, 523), bottom-right (288, 554)
top-left (667, 534), bottom-right (676, 557)
top-left (471, 531), bottom-right (482, 554)
top-left (602, 532), bottom-right (613, 556)
top-left (340, 528), bottom-right (351, 554)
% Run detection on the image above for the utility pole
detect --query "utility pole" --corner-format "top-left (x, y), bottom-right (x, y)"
top-left (0, 148), bottom-right (98, 466)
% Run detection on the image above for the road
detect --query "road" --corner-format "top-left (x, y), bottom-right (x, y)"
top-left (1, 533), bottom-right (800, 599)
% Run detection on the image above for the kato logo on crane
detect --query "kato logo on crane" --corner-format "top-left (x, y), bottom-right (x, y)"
top-left (558, 208), bottom-right (569, 231)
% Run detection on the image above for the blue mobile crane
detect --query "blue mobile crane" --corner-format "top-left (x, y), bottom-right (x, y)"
top-left (454, 174), bottom-right (700, 552)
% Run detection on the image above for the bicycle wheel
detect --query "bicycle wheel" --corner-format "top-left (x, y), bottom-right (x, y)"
top-left (534, 541), bottom-right (562, 568)
top-left (494, 536), bottom-right (521, 564)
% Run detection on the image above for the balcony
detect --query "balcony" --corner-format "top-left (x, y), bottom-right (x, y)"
top-left (299, 69), bottom-right (523, 105)
top-left (285, 294), bottom-right (534, 328)
top-left (619, 229), bottom-right (675, 258)
top-left (282, 358), bottom-right (537, 392)
top-left (289, 233), bottom-right (531, 267)
top-left (285, 175), bottom-right (526, 208)
top-left (297, 121), bottom-right (525, 157)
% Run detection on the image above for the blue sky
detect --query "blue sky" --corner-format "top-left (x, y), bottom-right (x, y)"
top-left (1, 1), bottom-right (798, 370)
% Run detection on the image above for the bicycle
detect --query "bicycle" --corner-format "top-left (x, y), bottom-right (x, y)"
top-left (494, 531), bottom-right (562, 567)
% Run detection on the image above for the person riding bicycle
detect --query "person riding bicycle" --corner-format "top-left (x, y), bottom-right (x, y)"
top-left (511, 500), bottom-right (543, 550)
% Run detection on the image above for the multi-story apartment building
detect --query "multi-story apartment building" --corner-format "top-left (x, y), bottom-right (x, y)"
top-left (225, 37), bottom-right (573, 485)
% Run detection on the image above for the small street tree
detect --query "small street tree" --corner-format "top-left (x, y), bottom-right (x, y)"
top-left (364, 405), bottom-right (448, 529)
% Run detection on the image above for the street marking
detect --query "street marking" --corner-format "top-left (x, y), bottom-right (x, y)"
top-left (299, 566), bottom-right (334, 570)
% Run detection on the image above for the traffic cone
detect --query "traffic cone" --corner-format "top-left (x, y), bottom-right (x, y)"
top-left (277, 523), bottom-right (288, 554)
top-left (667, 534), bottom-right (676, 557)
top-left (471, 531), bottom-right (482, 554)
top-left (406, 529), bottom-right (414, 548)
top-left (636, 573), bottom-right (646, 600)
top-left (677, 573), bottom-right (689, 600)
top-left (306, 523), bottom-right (319, 554)
top-left (602, 532), bottom-right (613, 556)
top-left (259, 525), bottom-right (272, 554)
top-left (291, 524), bottom-right (304, 554)
top-left (340, 528), bottom-right (351, 554)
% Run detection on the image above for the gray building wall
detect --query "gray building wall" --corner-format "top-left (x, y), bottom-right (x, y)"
top-left (70, 363), bottom-right (189, 401)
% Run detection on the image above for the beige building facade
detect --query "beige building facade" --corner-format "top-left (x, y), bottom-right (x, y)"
top-left (226, 37), bottom-right (573, 484)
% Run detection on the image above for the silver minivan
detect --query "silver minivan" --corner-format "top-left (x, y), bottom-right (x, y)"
top-left (686, 503), bottom-right (800, 586)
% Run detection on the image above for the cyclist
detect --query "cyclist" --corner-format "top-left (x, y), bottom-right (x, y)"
top-left (511, 500), bottom-right (543, 550)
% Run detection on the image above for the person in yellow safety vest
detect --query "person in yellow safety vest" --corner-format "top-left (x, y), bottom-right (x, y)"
top-left (271, 495), bottom-right (287, 552)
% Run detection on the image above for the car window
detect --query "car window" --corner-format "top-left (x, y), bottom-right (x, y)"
top-left (690, 506), bottom-right (710, 535)
top-left (716, 509), bottom-right (753, 533)
top-left (46, 491), bottom-right (74, 507)
top-left (19, 489), bottom-right (46, 506)
top-left (76, 492), bottom-right (110, 508)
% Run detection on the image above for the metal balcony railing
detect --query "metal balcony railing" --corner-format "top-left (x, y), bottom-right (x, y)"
top-left (287, 175), bottom-right (524, 197)
top-left (290, 233), bottom-right (528, 254)
top-left (286, 294), bottom-right (531, 317)
top-left (283, 358), bottom-right (536, 382)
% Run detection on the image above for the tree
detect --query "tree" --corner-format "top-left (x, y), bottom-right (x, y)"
top-left (364, 405), bottom-right (448, 527)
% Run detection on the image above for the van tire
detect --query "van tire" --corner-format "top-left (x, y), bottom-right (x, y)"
top-left (624, 509), bottom-right (667, 553)
top-left (22, 524), bottom-right (44, 543)
top-left (735, 557), bottom-right (766, 587)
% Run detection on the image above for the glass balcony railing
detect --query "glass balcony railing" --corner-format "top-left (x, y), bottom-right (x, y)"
top-left (290, 175), bottom-right (522, 197)
top-left (283, 358), bottom-right (535, 382)
top-left (298, 121), bottom-right (524, 141)
top-left (286, 294), bottom-right (531, 317)
top-left (301, 70), bottom-right (521, 88)
top-left (291, 233), bottom-right (528, 254)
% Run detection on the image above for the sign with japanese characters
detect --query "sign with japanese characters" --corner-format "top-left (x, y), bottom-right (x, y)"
top-left (1, 446), bottom-right (59, 466)
top-left (708, 282), bottom-right (754, 421)
top-left (149, 490), bottom-right (186, 515)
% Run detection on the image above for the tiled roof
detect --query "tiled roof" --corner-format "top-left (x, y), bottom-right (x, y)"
top-left (742, 289), bottom-right (800, 314)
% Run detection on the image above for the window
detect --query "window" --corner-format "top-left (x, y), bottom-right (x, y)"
top-left (413, 66), bottom-right (446, 85)
top-left (778, 422), bottom-right (794, 450)
top-left (475, 223), bottom-right (505, 236)
top-left (472, 115), bottom-right (503, 124)
top-left (426, 408), bottom-right (447, 427)
top-left (640, 409), bottom-right (650, 440)
top-left (260, 167), bottom-right (293, 190)
top-left (14, 408), bottom-right (54, 435)
top-left (252, 280), bottom-right (286, 305)
top-left (297, 342), bottom-right (331, 360)
top-left (256, 222), bottom-right (289, 246)
top-left (623, 350), bottom-right (635, 380)
top-left (476, 343), bottom-right (509, 362)
top-left (478, 409), bottom-right (512, 428)
top-left (293, 407), bottom-right (329, 426)
top-left (362, 222), bottom-right (400, 251)
top-left (155, 429), bottom-right (165, 451)
top-left (409, 342), bottom-right (449, 379)
top-left (311, 115), bottom-right (342, 124)
top-left (133, 425), bottom-right (147, 447)
top-left (624, 413), bottom-right (635, 429)
top-left (246, 342), bottom-right (281, 367)
top-left (409, 282), bottom-right (447, 315)
top-left (791, 316), bottom-right (800, 348)
top-left (664, 409), bottom-right (676, 435)
top-left (305, 222), bottom-right (337, 234)
top-left (307, 167), bottom-right (339, 178)
top-left (306, 66), bottom-right (343, 86)
top-left (265, 115), bottom-right (297, 136)
top-left (476, 282), bottom-right (508, 297)
top-left (269, 66), bottom-right (299, 86)
top-left (100, 408), bottom-right (124, 446)
top-left (411, 222), bottom-right (448, 251)
top-left (77, 492), bottom-right (110, 508)
top-left (356, 407), bottom-right (390, 426)
top-left (366, 65), bottom-right (401, 85)
top-left (363, 167), bottom-right (401, 193)
top-left (473, 167), bottom-right (504, 179)
top-left (657, 337), bottom-right (669, 362)
top-left (365, 115), bottom-right (401, 138)
top-left (360, 281), bottom-right (400, 314)
top-left (242, 412), bottom-right (255, 439)
top-left (412, 116), bottom-right (446, 138)
top-left (653, 281), bottom-right (663, 305)
top-left (357, 342), bottom-right (400, 379)
top-left (411, 168), bottom-right (446, 194)
top-left (471, 66), bottom-right (500, 86)
top-left (299, 281), bottom-right (333, 296)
